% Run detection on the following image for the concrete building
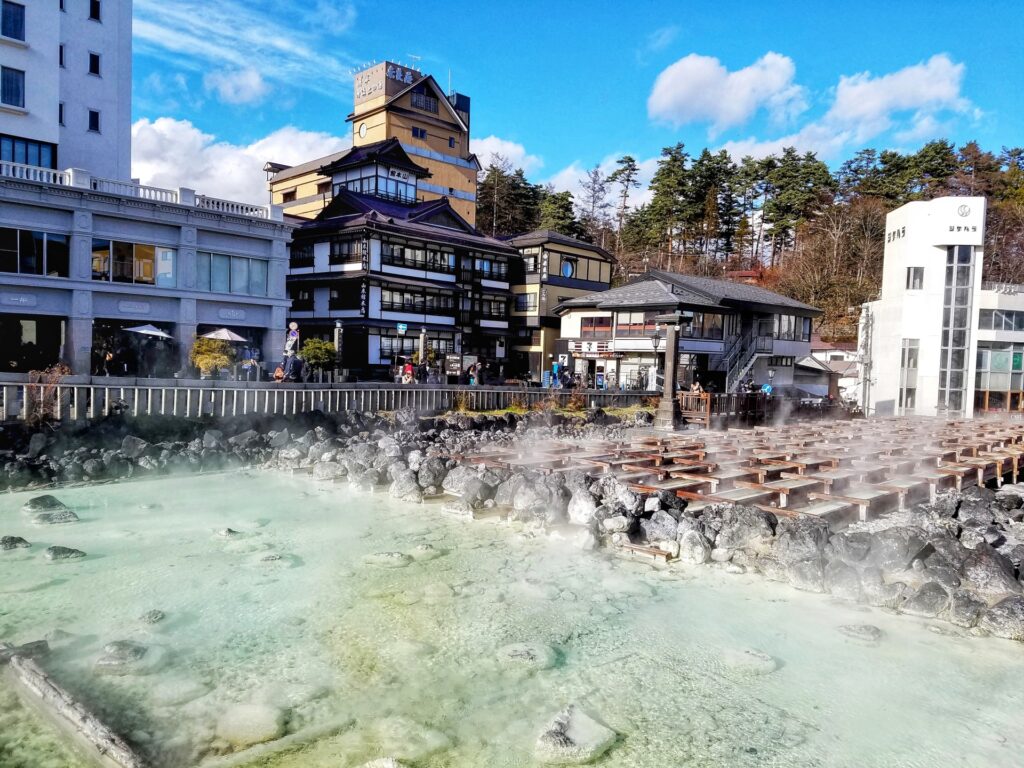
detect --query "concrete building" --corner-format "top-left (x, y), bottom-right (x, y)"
top-left (556, 270), bottom-right (820, 391)
top-left (503, 230), bottom-right (613, 382)
top-left (0, 167), bottom-right (291, 375)
top-left (286, 138), bottom-right (512, 379)
top-left (268, 60), bottom-right (479, 225)
top-left (0, 0), bottom-right (132, 180)
top-left (859, 195), bottom-right (1024, 418)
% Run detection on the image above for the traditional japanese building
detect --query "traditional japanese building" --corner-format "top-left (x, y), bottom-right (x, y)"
top-left (556, 270), bottom-right (820, 392)
top-left (267, 60), bottom-right (479, 225)
top-left (503, 230), bottom-right (614, 381)
top-left (286, 138), bottom-right (512, 379)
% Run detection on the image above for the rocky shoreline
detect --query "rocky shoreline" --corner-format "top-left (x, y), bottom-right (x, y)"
top-left (3, 407), bottom-right (1024, 646)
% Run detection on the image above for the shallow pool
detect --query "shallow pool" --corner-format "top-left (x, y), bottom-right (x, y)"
top-left (1, 474), bottom-right (1022, 768)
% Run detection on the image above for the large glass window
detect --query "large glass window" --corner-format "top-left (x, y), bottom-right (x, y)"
top-left (906, 267), bottom-right (924, 290)
top-left (90, 240), bottom-right (171, 285)
top-left (616, 311), bottom-right (659, 337)
top-left (133, 244), bottom-right (155, 284)
top-left (111, 241), bottom-right (133, 283)
top-left (581, 316), bottom-right (612, 339)
top-left (1, 66), bottom-right (25, 108)
top-left (155, 247), bottom-right (175, 287)
top-left (1, 1), bottom-right (25, 40)
top-left (0, 134), bottom-right (56, 168)
top-left (198, 251), bottom-right (269, 296)
top-left (514, 293), bottom-right (537, 312)
top-left (938, 245), bottom-right (974, 413)
top-left (0, 228), bottom-right (69, 277)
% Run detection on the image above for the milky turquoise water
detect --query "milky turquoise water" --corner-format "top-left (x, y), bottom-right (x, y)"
top-left (1, 473), bottom-right (1023, 768)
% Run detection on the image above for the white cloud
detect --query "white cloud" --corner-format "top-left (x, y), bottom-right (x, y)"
top-left (131, 118), bottom-right (350, 204)
top-left (472, 135), bottom-right (543, 174)
top-left (718, 54), bottom-right (974, 160)
top-left (133, 0), bottom-right (357, 99)
top-left (203, 68), bottom-right (269, 105)
top-left (647, 52), bottom-right (807, 135)
top-left (636, 25), bottom-right (680, 64)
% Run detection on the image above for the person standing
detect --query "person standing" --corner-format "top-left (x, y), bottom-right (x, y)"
top-left (282, 322), bottom-right (300, 381)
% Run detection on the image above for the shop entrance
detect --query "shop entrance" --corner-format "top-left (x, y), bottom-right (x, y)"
top-left (0, 314), bottom-right (66, 373)
top-left (92, 319), bottom-right (177, 377)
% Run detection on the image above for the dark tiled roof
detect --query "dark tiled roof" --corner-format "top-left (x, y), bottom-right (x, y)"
top-left (504, 230), bottom-right (614, 261)
top-left (269, 149), bottom-right (350, 184)
top-left (295, 189), bottom-right (516, 255)
top-left (557, 270), bottom-right (821, 315)
top-left (320, 138), bottom-right (430, 178)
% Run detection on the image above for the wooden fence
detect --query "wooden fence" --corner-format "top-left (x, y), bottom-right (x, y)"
top-left (0, 381), bottom-right (658, 423)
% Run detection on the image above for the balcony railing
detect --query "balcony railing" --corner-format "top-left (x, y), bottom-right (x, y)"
top-left (1, 161), bottom-right (281, 221)
top-left (381, 253), bottom-right (455, 274)
top-left (381, 300), bottom-right (456, 316)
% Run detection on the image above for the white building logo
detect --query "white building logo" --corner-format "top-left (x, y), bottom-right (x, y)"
top-left (958, 204), bottom-right (971, 217)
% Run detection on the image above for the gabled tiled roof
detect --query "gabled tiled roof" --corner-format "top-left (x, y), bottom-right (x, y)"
top-left (320, 138), bottom-right (430, 178)
top-left (557, 270), bottom-right (821, 315)
top-left (503, 230), bottom-right (614, 261)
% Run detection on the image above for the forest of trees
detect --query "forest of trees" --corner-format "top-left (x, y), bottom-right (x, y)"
top-left (476, 140), bottom-right (1024, 339)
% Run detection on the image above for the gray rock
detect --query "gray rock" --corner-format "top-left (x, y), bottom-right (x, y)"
top-left (567, 489), bottom-right (600, 526)
top-left (140, 609), bottom-right (165, 624)
top-left (860, 569), bottom-right (909, 609)
top-left (678, 530), bottom-right (711, 564)
top-left (837, 624), bottom-right (882, 644)
top-left (978, 596), bottom-right (1024, 641)
top-left (1, 535), bottom-right (31, 550)
top-left (120, 435), bottom-right (149, 459)
top-left (417, 457), bottom-right (448, 489)
top-left (823, 560), bottom-right (862, 601)
top-left (787, 557), bottom-right (825, 593)
top-left (311, 461), bottom-right (343, 480)
top-left (947, 589), bottom-right (986, 628)
top-left (82, 458), bottom-right (105, 477)
top-left (959, 544), bottom-right (1022, 604)
top-left (825, 531), bottom-right (873, 564)
top-left (640, 510), bottom-right (678, 543)
top-left (21, 495), bottom-right (67, 514)
top-left (709, 504), bottom-right (776, 553)
top-left (600, 515), bottom-right (631, 534)
top-left (44, 545), bottom-right (85, 561)
top-left (535, 705), bottom-right (616, 765)
top-left (773, 516), bottom-right (830, 564)
top-left (864, 527), bottom-right (929, 573)
top-left (441, 464), bottom-right (480, 496)
top-left (202, 430), bottom-right (225, 450)
top-left (25, 432), bottom-right (48, 459)
top-left (389, 470), bottom-right (423, 503)
top-left (269, 430), bottom-right (290, 449)
top-left (901, 582), bottom-right (949, 617)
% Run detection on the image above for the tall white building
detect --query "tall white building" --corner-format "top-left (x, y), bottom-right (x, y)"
top-left (1, 0), bottom-right (131, 180)
top-left (858, 196), bottom-right (1024, 418)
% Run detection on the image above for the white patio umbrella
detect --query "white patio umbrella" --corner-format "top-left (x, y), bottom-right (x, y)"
top-left (123, 324), bottom-right (173, 339)
top-left (201, 328), bottom-right (248, 342)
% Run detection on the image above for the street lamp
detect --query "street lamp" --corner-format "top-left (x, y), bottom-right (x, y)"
top-left (333, 319), bottom-right (343, 382)
top-left (768, 367), bottom-right (776, 391)
top-left (650, 326), bottom-right (663, 383)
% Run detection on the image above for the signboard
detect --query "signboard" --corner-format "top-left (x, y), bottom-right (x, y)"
top-left (596, 372), bottom-right (605, 389)
top-left (495, 339), bottom-right (506, 359)
top-left (397, 323), bottom-right (408, 335)
top-left (444, 354), bottom-right (462, 377)
top-left (557, 354), bottom-right (569, 366)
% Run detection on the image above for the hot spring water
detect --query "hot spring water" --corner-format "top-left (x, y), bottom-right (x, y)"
top-left (1, 474), bottom-right (1023, 767)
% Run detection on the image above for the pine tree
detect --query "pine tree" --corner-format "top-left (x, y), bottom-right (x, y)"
top-left (607, 156), bottom-right (641, 258)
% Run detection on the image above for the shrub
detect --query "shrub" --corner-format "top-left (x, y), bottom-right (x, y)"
top-left (565, 391), bottom-right (587, 412)
top-left (300, 338), bottom-right (336, 370)
top-left (189, 338), bottom-right (234, 376)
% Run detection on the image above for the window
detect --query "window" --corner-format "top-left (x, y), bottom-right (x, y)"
top-left (91, 239), bottom-right (175, 285)
top-left (59, 45), bottom-right (66, 68)
top-left (197, 251), bottom-right (268, 296)
top-left (58, 102), bottom-right (64, 126)
top-left (89, 0), bottom-right (101, 21)
top-left (330, 237), bottom-right (360, 265)
top-left (581, 316), bottom-right (612, 339)
top-left (1, 67), bottom-right (25, 108)
top-left (1, 1), bottom-right (25, 41)
top-left (448, 137), bottom-right (456, 149)
top-left (281, 190), bottom-right (296, 203)
top-left (0, 229), bottom-right (68, 277)
top-left (616, 311), bottom-right (658, 337)
top-left (410, 90), bottom-right (438, 113)
top-left (560, 257), bottom-right (576, 278)
top-left (474, 256), bottom-right (508, 280)
top-left (411, 126), bottom-right (427, 139)
top-left (316, 180), bottom-right (331, 196)
top-left (88, 109), bottom-right (101, 132)
top-left (0, 134), bottom-right (56, 168)
top-left (60, 0), bottom-right (65, 10)
top-left (88, 52), bottom-right (101, 76)
top-left (290, 242), bottom-right (314, 268)
top-left (514, 293), bottom-right (537, 312)
top-left (906, 266), bottom-right (924, 290)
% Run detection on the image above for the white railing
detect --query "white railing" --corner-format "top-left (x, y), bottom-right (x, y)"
top-left (91, 176), bottom-right (179, 203)
top-left (0, 160), bottom-right (69, 185)
top-left (196, 195), bottom-right (270, 219)
top-left (0, 382), bottom-right (658, 423)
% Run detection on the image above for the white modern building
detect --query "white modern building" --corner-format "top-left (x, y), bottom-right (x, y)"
top-left (0, 0), bottom-right (294, 379)
top-left (858, 195), bottom-right (1024, 418)
top-left (1, 0), bottom-right (131, 179)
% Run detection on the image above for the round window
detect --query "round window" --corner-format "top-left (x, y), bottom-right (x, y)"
top-left (561, 260), bottom-right (575, 278)
top-left (358, 122), bottom-right (367, 139)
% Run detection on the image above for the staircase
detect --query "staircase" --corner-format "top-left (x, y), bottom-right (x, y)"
top-left (724, 334), bottom-right (774, 392)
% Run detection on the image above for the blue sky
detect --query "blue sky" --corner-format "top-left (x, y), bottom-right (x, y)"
top-left (129, 0), bottom-right (1024, 203)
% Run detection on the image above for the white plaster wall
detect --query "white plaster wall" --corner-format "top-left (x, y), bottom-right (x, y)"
top-left (0, 2), bottom-right (61, 146)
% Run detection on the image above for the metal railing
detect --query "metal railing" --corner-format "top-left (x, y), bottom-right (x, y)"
top-left (195, 195), bottom-right (271, 219)
top-left (0, 382), bottom-right (658, 423)
top-left (1, 160), bottom-right (69, 185)
top-left (91, 176), bottom-right (179, 203)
